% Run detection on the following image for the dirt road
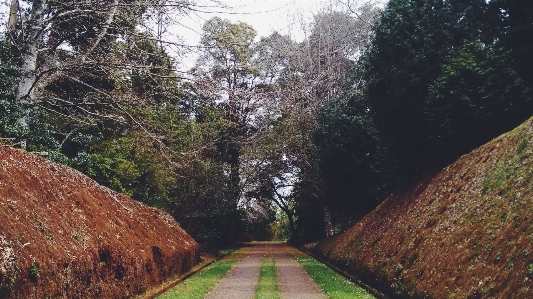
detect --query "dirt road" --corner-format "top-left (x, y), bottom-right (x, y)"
top-left (204, 242), bottom-right (325, 299)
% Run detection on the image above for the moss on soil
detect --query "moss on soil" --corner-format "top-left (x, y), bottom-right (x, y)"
top-left (313, 117), bottom-right (533, 298)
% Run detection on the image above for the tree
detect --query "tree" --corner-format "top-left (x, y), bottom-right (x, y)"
top-left (357, 0), bottom-right (533, 194)
top-left (302, 6), bottom-right (378, 100)
top-left (314, 95), bottom-right (390, 225)
top-left (424, 41), bottom-right (533, 163)
top-left (273, 5), bottom-right (381, 238)
top-left (221, 4), bottom-right (381, 241)
top-left (0, 36), bottom-right (21, 139)
top-left (487, 0), bottom-right (533, 88)
top-left (7, 0), bottom-right (191, 128)
top-left (361, 0), bottom-right (491, 181)
top-left (193, 17), bottom-right (261, 203)
top-left (241, 111), bottom-right (314, 239)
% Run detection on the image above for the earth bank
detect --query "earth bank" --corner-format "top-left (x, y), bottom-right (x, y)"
top-left (0, 146), bottom-right (200, 298)
top-left (313, 117), bottom-right (533, 298)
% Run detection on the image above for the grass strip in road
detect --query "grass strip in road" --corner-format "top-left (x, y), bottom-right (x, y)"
top-left (156, 259), bottom-right (238, 299)
top-left (295, 257), bottom-right (376, 299)
top-left (255, 257), bottom-right (279, 299)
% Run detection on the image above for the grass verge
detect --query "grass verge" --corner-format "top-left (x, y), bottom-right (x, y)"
top-left (255, 257), bottom-right (279, 299)
top-left (218, 248), bottom-right (235, 256)
top-left (295, 256), bottom-right (376, 299)
top-left (156, 259), bottom-right (238, 299)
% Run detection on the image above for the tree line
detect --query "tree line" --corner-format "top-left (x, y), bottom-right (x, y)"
top-left (1, 0), bottom-right (532, 248)
top-left (311, 0), bottom-right (533, 238)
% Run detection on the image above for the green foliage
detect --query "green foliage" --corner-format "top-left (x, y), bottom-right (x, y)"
top-left (145, 104), bottom-right (245, 249)
top-left (0, 39), bottom-right (18, 99)
top-left (289, 154), bottom-right (328, 243)
top-left (425, 40), bottom-right (533, 163)
top-left (29, 261), bottom-right (40, 281)
top-left (489, 0), bottom-right (533, 87)
top-left (199, 17), bottom-right (258, 78)
top-left (245, 207), bottom-right (277, 241)
top-left (0, 37), bottom-right (21, 139)
top-left (361, 0), bottom-right (488, 177)
top-left (119, 31), bottom-right (178, 102)
top-left (71, 232), bottom-right (82, 242)
top-left (494, 251), bottom-right (502, 263)
top-left (86, 137), bottom-right (143, 196)
top-left (359, 0), bottom-right (533, 189)
top-left (1, 34), bottom-right (104, 160)
top-left (269, 212), bottom-right (291, 241)
top-left (313, 97), bottom-right (390, 226)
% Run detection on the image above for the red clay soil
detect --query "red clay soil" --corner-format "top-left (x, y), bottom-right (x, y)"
top-left (0, 146), bottom-right (200, 298)
top-left (314, 117), bottom-right (533, 298)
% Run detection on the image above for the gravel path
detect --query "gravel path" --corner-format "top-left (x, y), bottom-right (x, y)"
top-left (273, 243), bottom-right (326, 299)
top-left (203, 242), bottom-right (325, 299)
top-left (203, 243), bottom-right (265, 299)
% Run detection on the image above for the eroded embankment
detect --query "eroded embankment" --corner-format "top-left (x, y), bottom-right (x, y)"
top-left (0, 146), bottom-right (200, 298)
top-left (314, 117), bottom-right (533, 298)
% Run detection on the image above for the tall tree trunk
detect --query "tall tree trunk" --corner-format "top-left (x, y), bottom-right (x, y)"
top-left (15, 0), bottom-right (49, 130)
top-left (287, 211), bottom-right (296, 241)
top-left (17, 39), bottom-right (39, 105)
top-left (228, 156), bottom-right (240, 243)
top-left (7, 0), bottom-right (18, 33)
top-left (324, 206), bottom-right (333, 238)
top-left (16, 0), bottom-right (49, 101)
